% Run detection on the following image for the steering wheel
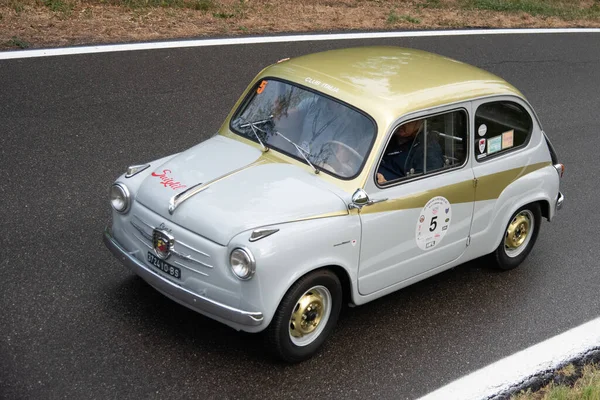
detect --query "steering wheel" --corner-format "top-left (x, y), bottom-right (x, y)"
top-left (321, 140), bottom-right (364, 176)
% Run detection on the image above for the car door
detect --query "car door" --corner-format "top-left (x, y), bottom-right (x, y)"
top-left (357, 106), bottom-right (475, 296)
top-left (468, 97), bottom-right (543, 248)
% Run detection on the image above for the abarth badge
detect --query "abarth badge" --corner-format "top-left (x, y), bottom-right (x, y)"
top-left (153, 228), bottom-right (174, 260)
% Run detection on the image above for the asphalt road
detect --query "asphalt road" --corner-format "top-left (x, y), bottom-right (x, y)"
top-left (1, 32), bottom-right (598, 400)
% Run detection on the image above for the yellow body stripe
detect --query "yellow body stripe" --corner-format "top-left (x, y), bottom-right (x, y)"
top-left (475, 162), bottom-right (550, 201)
top-left (361, 162), bottom-right (550, 215)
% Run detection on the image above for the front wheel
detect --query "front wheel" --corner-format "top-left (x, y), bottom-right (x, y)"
top-left (493, 203), bottom-right (541, 270)
top-left (266, 269), bottom-right (342, 363)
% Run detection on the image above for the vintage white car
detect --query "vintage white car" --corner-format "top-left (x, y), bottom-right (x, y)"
top-left (104, 47), bottom-right (564, 362)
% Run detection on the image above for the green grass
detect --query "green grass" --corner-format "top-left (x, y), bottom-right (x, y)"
top-left (119, 0), bottom-right (182, 8)
top-left (512, 363), bottom-right (600, 400)
top-left (191, 0), bottom-right (213, 11)
top-left (417, 0), bottom-right (441, 9)
top-left (6, 0), bottom-right (26, 13)
top-left (105, 0), bottom-right (244, 14)
top-left (13, 2), bottom-right (25, 12)
top-left (464, 0), bottom-right (600, 20)
top-left (6, 37), bottom-right (30, 48)
top-left (109, 0), bottom-right (216, 10)
top-left (387, 10), bottom-right (421, 24)
top-left (212, 11), bottom-right (234, 18)
top-left (43, 0), bottom-right (73, 14)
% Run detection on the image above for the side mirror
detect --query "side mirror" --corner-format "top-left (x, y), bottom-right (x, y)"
top-left (349, 189), bottom-right (370, 209)
top-left (349, 188), bottom-right (388, 210)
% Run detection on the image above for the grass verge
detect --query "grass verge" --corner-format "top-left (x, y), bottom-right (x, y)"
top-left (1, 0), bottom-right (600, 50)
top-left (512, 362), bottom-right (600, 399)
top-left (465, 0), bottom-right (600, 21)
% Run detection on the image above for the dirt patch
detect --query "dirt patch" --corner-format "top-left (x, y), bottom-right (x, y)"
top-left (1, 0), bottom-right (600, 50)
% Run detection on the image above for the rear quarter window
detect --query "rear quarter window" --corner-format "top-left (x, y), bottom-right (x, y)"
top-left (474, 101), bottom-right (532, 162)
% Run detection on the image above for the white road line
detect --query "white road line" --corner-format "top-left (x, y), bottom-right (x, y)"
top-left (418, 317), bottom-right (600, 400)
top-left (1, 28), bottom-right (600, 60)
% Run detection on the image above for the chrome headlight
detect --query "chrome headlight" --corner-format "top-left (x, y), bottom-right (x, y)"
top-left (229, 248), bottom-right (256, 280)
top-left (110, 183), bottom-right (130, 213)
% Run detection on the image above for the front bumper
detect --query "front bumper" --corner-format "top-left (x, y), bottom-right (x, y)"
top-left (103, 227), bottom-right (264, 327)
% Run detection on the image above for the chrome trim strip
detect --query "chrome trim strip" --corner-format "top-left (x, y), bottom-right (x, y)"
top-left (171, 249), bottom-right (214, 269)
top-left (133, 215), bottom-right (155, 230)
top-left (132, 228), bottom-right (210, 277)
top-left (125, 164), bottom-right (150, 178)
top-left (130, 220), bottom-right (152, 240)
top-left (249, 228), bottom-right (280, 242)
top-left (104, 228), bottom-right (263, 326)
top-left (167, 181), bottom-right (205, 215)
top-left (173, 260), bottom-right (209, 277)
top-left (177, 240), bottom-right (210, 258)
top-left (133, 215), bottom-right (210, 258)
top-left (132, 232), bottom-right (152, 249)
top-left (130, 219), bottom-right (213, 269)
top-left (168, 159), bottom-right (267, 215)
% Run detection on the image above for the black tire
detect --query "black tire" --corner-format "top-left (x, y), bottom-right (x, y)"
top-left (266, 269), bottom-right (342, 363)
top-left (493, 203), bottom-right (541, 270)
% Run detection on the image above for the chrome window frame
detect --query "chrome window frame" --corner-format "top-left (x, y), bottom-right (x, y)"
top-left (473, 99), bottom-right (534, 163)
top-left (374, 107), bottom-right (470, 190)
top-left (228, 76), bottom-right (378, 181)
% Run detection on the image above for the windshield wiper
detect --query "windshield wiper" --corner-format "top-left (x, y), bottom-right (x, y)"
top-left (271, 129), bottom-right (319, 174)
top-left (239, 116), bottom-right (319, 174)
top-left (239, 117), bottom-right (271, 152)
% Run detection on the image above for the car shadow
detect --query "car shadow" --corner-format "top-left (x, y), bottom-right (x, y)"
top-left (108, 275), bottom-right (270, 362)
top-left (107, 254), bottom-right (526, 367)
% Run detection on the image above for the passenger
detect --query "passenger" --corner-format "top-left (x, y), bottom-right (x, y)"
top-left (377, 119), bottom-right (444, 184)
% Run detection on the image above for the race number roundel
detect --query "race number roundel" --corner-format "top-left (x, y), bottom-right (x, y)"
top-left (416, 196), bottom-right (452, 250)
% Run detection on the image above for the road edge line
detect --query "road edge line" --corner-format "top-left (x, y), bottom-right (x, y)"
top-left (1, 28), bottom-right (600, 60)
top-left (418, 317), bottom-right (600, 400)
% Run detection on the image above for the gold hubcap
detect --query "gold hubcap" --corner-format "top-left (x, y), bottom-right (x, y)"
top-left (289, 290), bottom-right (325, 338)
top-left (505, 213), bottom-right (531, 249)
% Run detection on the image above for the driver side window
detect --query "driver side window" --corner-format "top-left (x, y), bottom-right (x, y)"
top-left (377, 109), bottom-right (468, 186)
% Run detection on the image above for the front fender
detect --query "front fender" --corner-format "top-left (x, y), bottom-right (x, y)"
top-left (228, 214), bottom-right (361, 329)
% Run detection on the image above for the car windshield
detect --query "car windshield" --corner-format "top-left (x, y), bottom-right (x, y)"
top-left (231, 79), bottom-right (376, 178)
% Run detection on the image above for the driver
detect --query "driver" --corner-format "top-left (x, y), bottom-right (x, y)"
top-left (377, 119), bottom-right (444, 184)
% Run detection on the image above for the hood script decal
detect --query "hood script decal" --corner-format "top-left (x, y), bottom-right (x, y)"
top-left (151, 169), bottom-right (187, 190)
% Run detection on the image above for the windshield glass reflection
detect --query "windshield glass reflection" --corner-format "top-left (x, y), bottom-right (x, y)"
top-left (231, 79), bottom-right (376, 178)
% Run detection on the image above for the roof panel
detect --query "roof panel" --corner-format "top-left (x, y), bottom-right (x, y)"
top-left (263, 46), bottom-right (523, 119)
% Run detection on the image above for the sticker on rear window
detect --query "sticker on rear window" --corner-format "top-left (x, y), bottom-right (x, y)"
top-left (487, 135), bottom-right (502, 154)
top-left (478, 124), bottom-right (487, 137)
top-left (502, 129), bottom-right (514, 149)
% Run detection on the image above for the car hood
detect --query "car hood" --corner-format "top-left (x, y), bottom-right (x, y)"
top-left (135, 135), bottom-right (348, 245)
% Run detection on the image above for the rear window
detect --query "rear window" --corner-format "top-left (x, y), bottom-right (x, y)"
top-left (474, 101), bottom-right (532, 161)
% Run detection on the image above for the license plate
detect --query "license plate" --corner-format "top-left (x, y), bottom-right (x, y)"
top-left (147, 252), bottom-right (181, 280)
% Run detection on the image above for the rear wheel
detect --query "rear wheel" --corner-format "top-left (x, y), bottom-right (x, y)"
top-left (266, 269), bottom-right (342, 363)
top-left (493, 203), bottom-right (541, 270)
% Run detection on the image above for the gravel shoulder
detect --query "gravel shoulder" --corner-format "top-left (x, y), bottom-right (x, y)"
top-left (2, 0), bottom-right (600, 50)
